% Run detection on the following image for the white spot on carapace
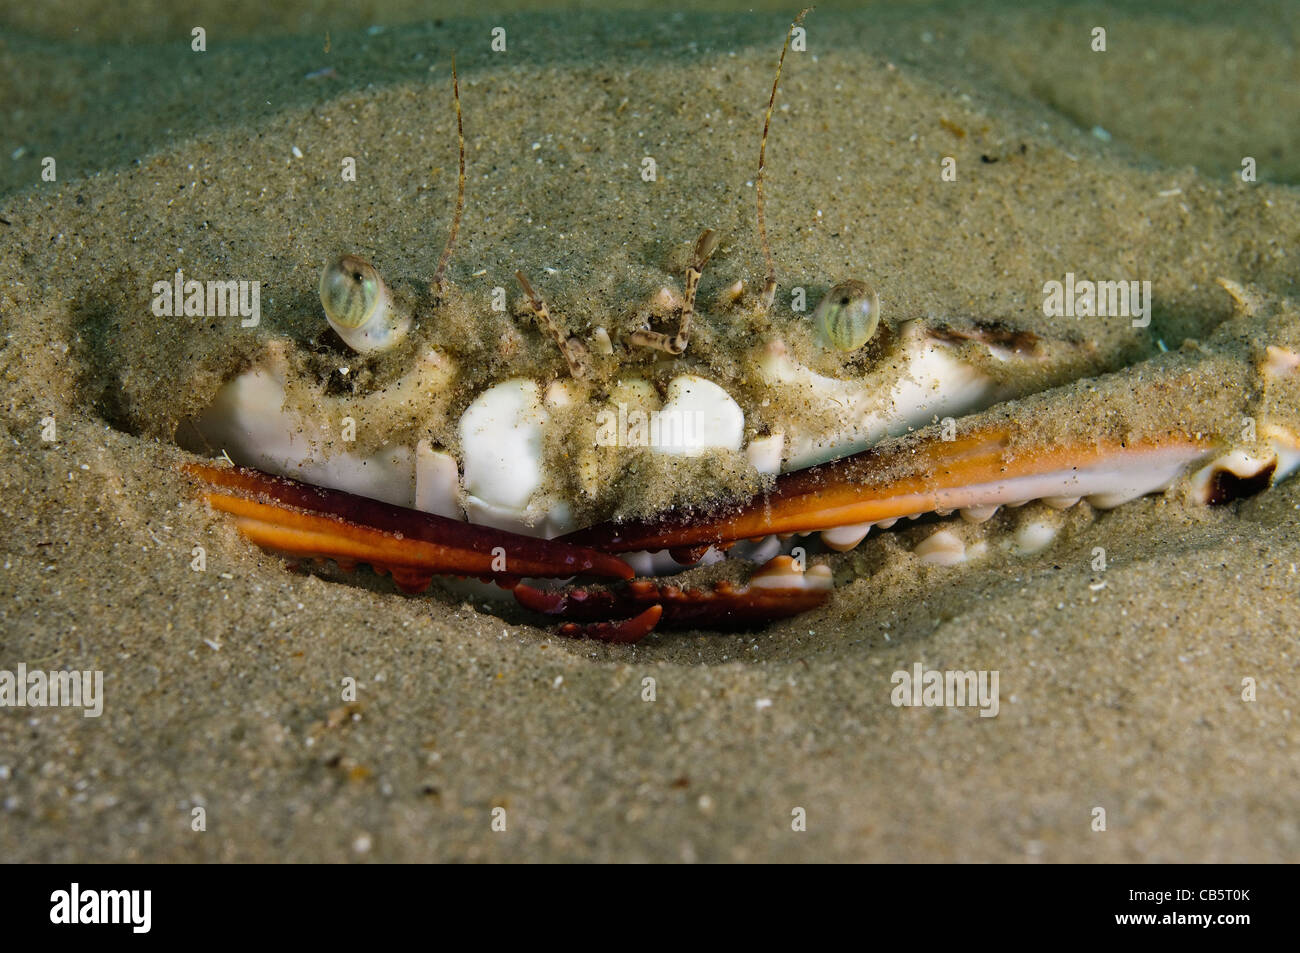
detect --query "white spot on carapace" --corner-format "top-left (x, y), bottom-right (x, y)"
top-left (414, 440), bottom-right (463, 519)
top-left (746, 432), bottom-right (785, 475)
top-left (459, 379), bottom-right (560, 533)
top-left (591, 326), bottom-right (614, 356)
top-left (1264, 345), bottom-right (1300, 379)
top-left (652, 375), bottom-right (744, 456)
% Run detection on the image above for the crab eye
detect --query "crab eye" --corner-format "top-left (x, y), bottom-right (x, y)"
top-left (813, 279), bottom-right (881, 352)
top-left (321, 255), bottom-right (383, 330)
top-left (319, 255), bottom-right (410, 354)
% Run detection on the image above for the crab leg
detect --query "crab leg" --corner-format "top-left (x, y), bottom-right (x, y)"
top-left (184, 462), bottom-right (633, 590)
top-left (514, 271), bottom-right (591, 379)
top-left (563, 424), bottom-right (1218, 553)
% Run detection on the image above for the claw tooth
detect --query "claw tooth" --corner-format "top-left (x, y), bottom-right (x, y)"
top-left (1042, 496), bottom-right (1080, 510)
top-left (876, 517), bottom-right (898, 529)
top-left (1085, 490), bottom-right (1143, 510)
top-left (750, 571), bottom-right (799, 590)
top-left (730, 534), bottom-right (782, 565)
top-left (960, 505), bottom-right (998, 523)
top-left (390, 567), bottom-right (435, 593)
top-left (820, 521), bottom-right (873, 552)
top-left (750, 555), bottom-right (832, 591)
top-left (805, 564), bottom-right (833, 586)
top-left (914, 529), bottom-right (966, 566)
top-left (934, 507), bottom-right (954, 517)
top-left (699, 546), bottom-right (727, 566)
top-left (749, 554), bottom-right (799, 587)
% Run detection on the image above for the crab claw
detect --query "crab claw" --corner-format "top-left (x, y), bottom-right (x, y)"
top-left (184, 462), bottom-right (633, 590)
top-left (514, 555), bottom-right (832, 640)
top-left (563, 423), bottom-right (1217, 553)
top-left (557, 606), bottom-right (664, 644)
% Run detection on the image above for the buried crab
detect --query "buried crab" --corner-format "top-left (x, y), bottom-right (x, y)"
top-left (181, 15), bottom-right (1300, 644)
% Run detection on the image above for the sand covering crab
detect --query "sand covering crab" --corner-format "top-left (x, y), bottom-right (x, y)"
top-left (182, 15), bottom-right (1300, 643)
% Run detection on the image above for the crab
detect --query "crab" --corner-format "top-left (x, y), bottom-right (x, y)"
top-left (182, 13), bottom-right (1300, 643)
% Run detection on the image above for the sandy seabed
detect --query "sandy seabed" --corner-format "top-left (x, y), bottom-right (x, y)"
top-left (1, 1), bottom-right (1298, 861)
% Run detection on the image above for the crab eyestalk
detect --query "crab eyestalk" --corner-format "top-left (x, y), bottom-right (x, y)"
top-left (320, 255), bottom-right (411, 354)
top-left (814, 279), bottom-right (882, 351)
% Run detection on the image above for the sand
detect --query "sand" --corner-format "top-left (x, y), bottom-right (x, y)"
top-left (1, 1), bottom-right (1298, 862)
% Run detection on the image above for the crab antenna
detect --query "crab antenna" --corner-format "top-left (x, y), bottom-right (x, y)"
top-left (432, 53), bottom-right (466, 293)
top-left (756, 8), bottom-right (811, 312)
top-left (515, 271), bottom-right (591, 379)
top-left (630, 228), bottom-right (719, 356)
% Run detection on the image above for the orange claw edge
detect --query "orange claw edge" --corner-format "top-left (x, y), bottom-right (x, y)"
top-left (563, 425), bottom-right (1216, 552)
top-left (183, 462), bottom-right (634, 583)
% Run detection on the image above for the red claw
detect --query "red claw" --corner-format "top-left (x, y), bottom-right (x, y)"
top-left (514, 556), bottom-right (831, 633)
top-left (186, 465), bottom-right (830, 642)
top-left (184, 462), bottom-right (633, 585)
top-left (557, 606), bottom-right (664, 644)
